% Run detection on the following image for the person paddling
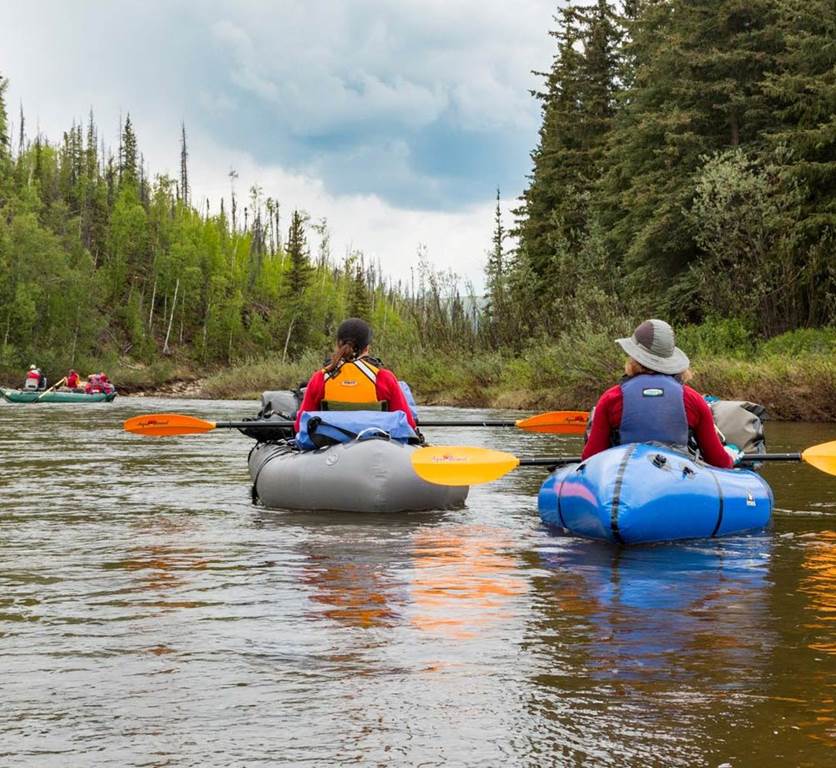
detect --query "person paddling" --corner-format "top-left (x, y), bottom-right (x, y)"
top-left (66, 369), bottom-right (80, 389)
top-left (582, 319), bottom-right (734, 469)
top-left (23, 365), bottom-right (41, 391)
top-left (294, 318), bottom-right (417, 432)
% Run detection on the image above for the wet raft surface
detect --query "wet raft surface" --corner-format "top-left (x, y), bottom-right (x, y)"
top-left (1, 398), bottom-right (834, 767)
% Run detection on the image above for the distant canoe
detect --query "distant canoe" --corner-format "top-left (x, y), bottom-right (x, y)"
top-left (0, 388), bottom-right (117, 404)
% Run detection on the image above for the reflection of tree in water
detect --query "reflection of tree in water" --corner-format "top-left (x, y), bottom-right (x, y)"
top-left (409, 525), bottom-right (527, 641)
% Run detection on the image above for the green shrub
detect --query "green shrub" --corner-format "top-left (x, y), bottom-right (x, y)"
top-left (759, 327), bottom-right (836, 357)
top-left (677, 317), bottom-right (755, 360)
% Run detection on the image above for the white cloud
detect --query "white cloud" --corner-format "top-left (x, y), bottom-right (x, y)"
top-left (0, 0), bottom-right (559, 287)
top-left (187, 130), bottom-right (499, 291)
top-left (205, 0), bottom-right (553, 135)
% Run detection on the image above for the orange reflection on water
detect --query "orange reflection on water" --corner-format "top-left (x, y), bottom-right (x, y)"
top-left (793, 532), bottom-right (836, 749)
top-left (303, 555), bottom-right (402, 629)
top-left (409, 525), bottom-right (527, 640)
top-left (108, 517), bottom-right (210, 609)
top-left (800, 531), bottom-right (836, 655)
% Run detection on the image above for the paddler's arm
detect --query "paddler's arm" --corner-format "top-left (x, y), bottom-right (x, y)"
top-left (684, 387), bottom-right (734, 469)
top-left (376, 370), bottom-right (417, 429)
top-left (580, 386), bottom-right (621, 460)
top-left (293, 371), bottom-right (325, 433)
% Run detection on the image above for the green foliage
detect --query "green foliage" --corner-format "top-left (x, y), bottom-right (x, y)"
top-left (676, 318), bottom-right (755, 360)
top-left (510, 0), bottom-right (833, 346)
top-left (687, 148), bottom-right (805, 334)
top-left (758, 327), bottom-right (836, 357)
top-left (3, 0), bottom-right (834, 408)
top-left (0, 92), bottom-right (481, 385)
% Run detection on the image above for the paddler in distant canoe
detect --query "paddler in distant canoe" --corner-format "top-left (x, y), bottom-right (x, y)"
top-left (23, 364), bottom-right (46, 391)
top-left (582, 319), bottom-right (737, 469)
top-left (294, 317), bottom-right (418, 433)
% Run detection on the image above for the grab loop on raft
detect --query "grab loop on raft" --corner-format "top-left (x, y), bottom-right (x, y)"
top-left (356, 427), bottom-right (391, 442)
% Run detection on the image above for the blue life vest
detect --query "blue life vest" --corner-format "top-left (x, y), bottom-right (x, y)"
top-left (619, 374), bottom-right (689, 448)
top-left (296, 410), bottom-right (418, 451)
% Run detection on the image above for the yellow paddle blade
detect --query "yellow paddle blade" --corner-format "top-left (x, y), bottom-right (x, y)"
top-left (411, 446), bottom-right (520, 486)
top-left (516, 410), bottom-right (589, 434)
top-left (123, 413), bottom-right (217, 437)
top-left (801, 441), bottom-right (836, 476)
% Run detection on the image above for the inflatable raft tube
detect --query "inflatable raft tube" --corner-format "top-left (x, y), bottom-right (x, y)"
top-left (0, 387), bottom-right (117, 403)
top-left (538, 442), bottom-right (773, 545)
top-left (249, 439), bottom-right (469, 513)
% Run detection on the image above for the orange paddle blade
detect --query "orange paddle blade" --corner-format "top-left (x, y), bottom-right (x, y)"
top-left (123, 413), bottom-right (217, 437)
top-left (801, 441), bottom-right (836, 477)
top-left (411, 446), bottom-right (520, 486)
top-left (515, 410), bottom-right (589, 434)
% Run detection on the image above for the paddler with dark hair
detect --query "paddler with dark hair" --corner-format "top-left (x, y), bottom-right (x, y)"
top-left (582, 319), bottom-right (735, 469)
top-left (293, 318), bottom-right (418, 433)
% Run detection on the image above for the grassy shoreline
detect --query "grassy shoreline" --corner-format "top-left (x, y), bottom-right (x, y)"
top-left (4, 327), bottom-right (834, 421)
top-left (192, 352), bottom-right (834, 421)
top-left (197, 336), bottom-right (835, 421)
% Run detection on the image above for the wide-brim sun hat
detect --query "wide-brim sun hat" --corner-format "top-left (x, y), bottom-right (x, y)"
top-left (616, 319), bottom-right (690, 375)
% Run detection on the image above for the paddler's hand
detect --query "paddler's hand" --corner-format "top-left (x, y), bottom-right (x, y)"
top-left (723, 443), bottom-right (744, 466)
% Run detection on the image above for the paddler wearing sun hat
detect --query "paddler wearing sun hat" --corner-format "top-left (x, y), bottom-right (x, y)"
top-left (581, 319), bottom-right (735, 468)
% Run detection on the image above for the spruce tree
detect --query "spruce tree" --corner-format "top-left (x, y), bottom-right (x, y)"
top-left (348, 258), bottom-right (371, 319)
top-left (179, 122), bottom-right (189, 206)
top-left (763, 0), bottom-right (836, 325)
top-left (279, 210), bottom-right (313, 357)
top-left (516, 1), bottom-right (620, 284)
top-left (484, 188), bottom-right (507, 345)
top-left (120, 114), bottom-right (138, 188)
top-left (600, 0), bottom-right (783, 309)
top-left (0, 74), bottom-right (11, 193)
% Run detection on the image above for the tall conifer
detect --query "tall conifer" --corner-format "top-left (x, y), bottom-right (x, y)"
top-left (0, 74), bottom-right (10, 190)
top-left (517, 1), bottom-right (619, 281)
top-left (600, 0), bottom-right (783, 306)
top-left (120, 114), bottom-right (138, 187)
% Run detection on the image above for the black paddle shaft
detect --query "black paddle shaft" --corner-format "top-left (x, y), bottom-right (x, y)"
top-left (513, 453), bottom-right (803, 468)
top-left (217, 419), bottom-right (529, 429)
top-left (518, 457), bottom-right (582, 467)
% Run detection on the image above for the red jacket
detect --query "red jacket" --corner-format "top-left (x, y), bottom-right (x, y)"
top-left (582, 383), bottom-right (733, 468)
top-left (67, 373), bottom-right (79, 388)
top-left (295, 367), bottom-right (417, 432)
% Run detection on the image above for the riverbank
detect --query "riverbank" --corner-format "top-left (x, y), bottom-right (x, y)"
top-left (194, 348), bottom-right (834, 421)
top-left (5, 326), bottom-right (834, 421)
top-left (200, 325), bottom-right (835, 421)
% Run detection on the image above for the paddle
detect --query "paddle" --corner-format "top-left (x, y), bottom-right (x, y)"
top-left (410, 442), bottom-right (836, 486)
top-left (36, 376), bottom-right (66, 402)
top-left (123, 410), bottom-right (590, 438)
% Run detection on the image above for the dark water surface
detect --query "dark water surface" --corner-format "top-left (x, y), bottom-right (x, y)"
top-left (1, 398), bottom-right (834, 767)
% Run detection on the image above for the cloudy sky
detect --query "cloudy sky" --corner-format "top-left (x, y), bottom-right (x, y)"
top-left (1, 0), bottom-right (556, 288)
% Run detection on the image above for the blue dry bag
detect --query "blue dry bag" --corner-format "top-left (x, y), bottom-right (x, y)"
top-left (296, 410), bottom-right (418, 451)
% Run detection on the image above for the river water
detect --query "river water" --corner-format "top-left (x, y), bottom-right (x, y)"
top-left (1, 398), bottom-right (834, 767)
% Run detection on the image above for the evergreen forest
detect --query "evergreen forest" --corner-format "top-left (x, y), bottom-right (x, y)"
top-left (0, 0), bottom-right (833, 416)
